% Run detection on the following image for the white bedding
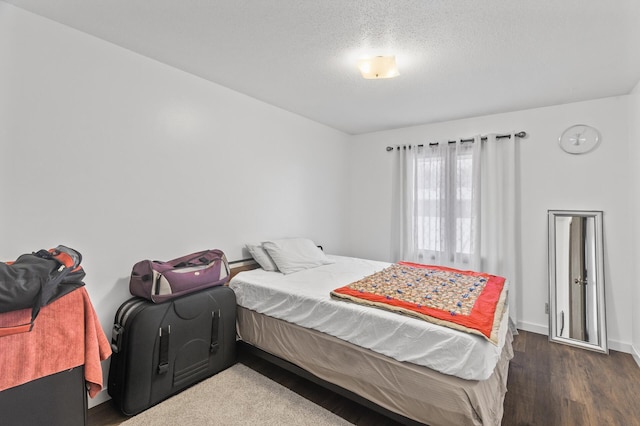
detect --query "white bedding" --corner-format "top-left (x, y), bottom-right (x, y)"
top-left (229, 255), bottom-right (509, 381)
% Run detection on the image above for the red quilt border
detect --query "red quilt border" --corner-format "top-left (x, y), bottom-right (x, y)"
top-left (332, 262), bottom-right (506, 339)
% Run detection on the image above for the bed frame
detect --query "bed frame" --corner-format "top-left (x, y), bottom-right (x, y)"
top-left (228, 258), bottom-right (261, 280)
top-left (228, 259), bottom-right (513, 426)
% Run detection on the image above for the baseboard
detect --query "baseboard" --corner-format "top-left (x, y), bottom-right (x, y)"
top-left (516, 320), bottom-right (548, 336)
top-left (632, 345), bottom-right (640, 368)
top-left (88, 388), bottom-right (111, 409)
top-left (607, 340), bottom-right (632, 354)
top-left (516, 320), bottom-right (633, 355)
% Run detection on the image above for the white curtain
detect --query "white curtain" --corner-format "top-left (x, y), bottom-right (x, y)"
top-left (480, 133), bottom-right (520, 324)
top-left (391, 145), bottom-right (417, 262)
top-left (391, 138), bottom-right (481, 269)
top-left (391, 133), bottom-right (520, 324)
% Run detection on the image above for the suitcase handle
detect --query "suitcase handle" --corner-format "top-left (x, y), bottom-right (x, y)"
top-left (210, 310), bottom-right (220, 353)
top-left (157, 325), bottom-right (170, 374)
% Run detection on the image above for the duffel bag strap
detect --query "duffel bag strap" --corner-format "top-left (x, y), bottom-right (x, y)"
top-left (157, 325), bottom-right (170, 374)
top-left (166, 250), bottom-right (212, 268)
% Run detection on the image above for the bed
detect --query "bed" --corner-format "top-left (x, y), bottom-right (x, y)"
top-left (229, 245), bottom-right (513, 426)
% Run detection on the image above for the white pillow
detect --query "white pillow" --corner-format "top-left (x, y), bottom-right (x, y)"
top-left (246, 244), bottom-right (279, 272)
top-left (262, 238), bottom-right (334, 274)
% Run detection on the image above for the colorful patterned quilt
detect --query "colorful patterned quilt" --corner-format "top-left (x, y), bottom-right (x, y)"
top-left (330, 262), bottom-right (507, 344)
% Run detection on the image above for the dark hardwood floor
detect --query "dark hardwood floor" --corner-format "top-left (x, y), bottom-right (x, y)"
top-left (88, 330), bottom-right (640, 426)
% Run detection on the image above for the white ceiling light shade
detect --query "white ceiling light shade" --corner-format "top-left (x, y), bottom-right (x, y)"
top-left (357, 56), bottom-right (400, 79)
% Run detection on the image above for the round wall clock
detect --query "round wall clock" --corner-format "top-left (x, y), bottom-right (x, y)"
top-left (558, 124), bottom-right (601, 154)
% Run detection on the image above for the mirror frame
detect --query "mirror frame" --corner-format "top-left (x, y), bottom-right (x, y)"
top-left (547, 210), bottom-right (608, 353)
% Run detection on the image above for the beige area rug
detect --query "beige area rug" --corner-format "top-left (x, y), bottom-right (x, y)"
top-left (121, 363), bottom-right (352, 426)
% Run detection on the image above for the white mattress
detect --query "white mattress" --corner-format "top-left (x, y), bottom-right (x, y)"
top-left (229, 255), bottom-right (509, 381)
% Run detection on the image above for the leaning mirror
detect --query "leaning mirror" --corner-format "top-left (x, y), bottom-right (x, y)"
top-left (548, 210), bottom-right (607, 353)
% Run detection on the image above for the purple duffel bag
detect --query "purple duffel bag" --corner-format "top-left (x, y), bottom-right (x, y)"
top-left (129, 249), bottom-right (230, 303)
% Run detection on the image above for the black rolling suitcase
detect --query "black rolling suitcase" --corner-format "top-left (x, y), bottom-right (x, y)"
top-left (108, 285), bottom-right (236, 416)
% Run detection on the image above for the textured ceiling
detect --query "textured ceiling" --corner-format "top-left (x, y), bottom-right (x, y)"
top-left (4, 0), bottom-right (640, 134)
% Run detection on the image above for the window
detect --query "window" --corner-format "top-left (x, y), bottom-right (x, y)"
top-left (414, 143), bottom-right (477, 265)
top-left (392, 133), bottom-right (518, 319)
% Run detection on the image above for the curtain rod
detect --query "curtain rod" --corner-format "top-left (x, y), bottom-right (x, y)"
top-left (385, 131), bottom-right (527, 152)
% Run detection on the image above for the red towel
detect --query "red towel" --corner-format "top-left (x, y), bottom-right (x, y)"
top-left (0, 287), bottom-right (112, 398)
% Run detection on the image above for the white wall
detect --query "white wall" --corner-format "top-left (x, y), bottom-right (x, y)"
top-left (0, 3), bottom-right (350, 405)
top-left (630, 80), bottom-right (640, 365)
top-left (346, 96), bottom-right (633, 352)
top-left (2, 2), bottom-right (639, 407)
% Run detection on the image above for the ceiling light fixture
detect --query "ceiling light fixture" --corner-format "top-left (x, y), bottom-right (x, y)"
top-left (357, 56), bottom-right (400, 79)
